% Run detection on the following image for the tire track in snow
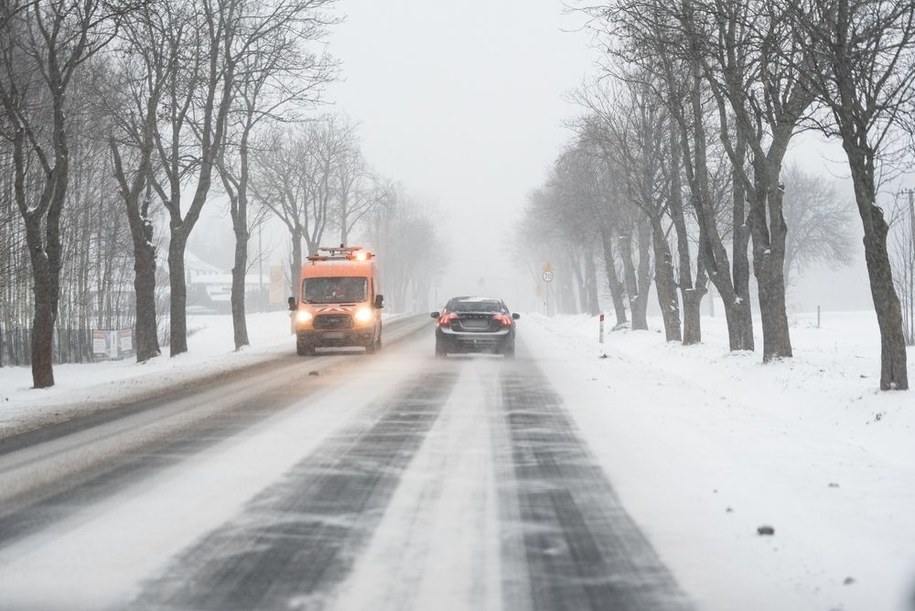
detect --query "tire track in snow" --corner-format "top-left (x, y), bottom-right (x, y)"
top-left (499, 359), bottom-right (694, 611)
top-left (131, 368), bottom-right (458, 610)
top-left (328, 358), bottom-right (503, 611)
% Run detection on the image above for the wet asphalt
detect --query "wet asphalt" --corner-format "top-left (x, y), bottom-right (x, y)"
top-left (0, 321), bottom-right (692, 611)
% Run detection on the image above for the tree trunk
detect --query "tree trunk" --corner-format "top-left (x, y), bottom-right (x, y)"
top-left (747, 153), bottom-right (792, 361)
top-left (13, 129), bottom-right (57, 387)
top-left (226, 131), bottom-right (252, 352)
top-left (111, 136), bottom-right (161, 364)
top-left (634, 215), bottom-right (652, 329)
top-left (699, 222), bottom-right (753, 351)
top-left (847, 154), bottom-right (908, 389)
top-left (731, 131), bottom-right (755, 351)
top-left (26, 224), bottom-right (55, 388)
top-left (667, 123), bottom-right (703, 345)
top-left (619, 232), bottom-right (648, 330)
top-left (289, 228), bottom-right (303, 300)
top-left (682, 270), bottom-right (707, 345)
top-left (600, 225), bottom-right (628, 326)
top-left (231, 221), bottom-right (250, 350)
top-left (568, 252), bottom-right (585, 314)
top-left (651, 217), bottom-right (681, 341)
top-left (584, 250), bottom-right (601, 316)
top-left (862, 223), bottom-right (907, 389)
top-left (168, 234), bottom-right (189, 357)
top-left (227, 169), bottom-right (250, 351)
top-left (750, 188), bottom-right (792, 361)
top-left (127, 189), bottom-right (160, 363)
top-left (679, 55), bottom-right (751, 351)
top-left (133, 240), bottom-right (159, 363)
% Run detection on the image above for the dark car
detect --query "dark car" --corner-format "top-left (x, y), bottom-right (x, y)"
top-left (431, 296), bottom-right (520, 358)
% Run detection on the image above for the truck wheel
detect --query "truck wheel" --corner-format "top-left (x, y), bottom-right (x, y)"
top-left (296, 337), bottom-right (314, 356)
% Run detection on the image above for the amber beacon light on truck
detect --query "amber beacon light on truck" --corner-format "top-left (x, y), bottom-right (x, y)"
top-left (287, 245), bottom-right (384, 356)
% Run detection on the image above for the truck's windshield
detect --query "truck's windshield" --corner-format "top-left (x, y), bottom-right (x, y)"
top-left (303, 277), bottom-right (367, 304)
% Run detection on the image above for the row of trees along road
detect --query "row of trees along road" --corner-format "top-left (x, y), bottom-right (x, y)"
top-left (519, 0), bottom-right (911, 390)
top-left (0, 0), bottom-right (446, 388)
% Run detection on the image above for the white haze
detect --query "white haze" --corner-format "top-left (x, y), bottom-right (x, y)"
top-left (184, 2), bottom-right (898, 316)
top-left (325, 0), bottom-right (595, 310)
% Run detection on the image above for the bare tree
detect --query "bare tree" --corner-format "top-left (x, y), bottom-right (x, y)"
top-left (680, 0), bottom-right (817, 361)
top-left (251, 116), bottom-right (348, 298)
top-left (582, 79), bottom-right (681, 339)
top-left (780, 164), bottom-right (855, 289)
top-left (300, 115), bottom-right (351, 255)
top-left (325, 120), bottom-right (383, 246)
top-left (0, 0), bottom-right (124, 386)
top-left (99, 1), bottom-right (170, 363)
top-left (364, 185), bottom-right (446, 312)
top-left (251, 126), bottom-right (309, 298)
top-left (789, 0), bottom-right (912, 389)
top-left (61, 89), bottom-right (134, 363)
top-left (516, 140), bottom-right (611, 319)
top-left (216, 0), bottom-right (336, 351)
top-left (146, 0), bottom-right (273, 357)
top-left (583, 1), bottom-right (742, 347)
top-left (550, 145), bottom-right (610, 316)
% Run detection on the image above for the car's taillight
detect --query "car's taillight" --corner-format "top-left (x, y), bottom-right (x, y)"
top-left (493, 313), bottom-right (513, 328)
top-left (438, 313), bottom-right (459, 327)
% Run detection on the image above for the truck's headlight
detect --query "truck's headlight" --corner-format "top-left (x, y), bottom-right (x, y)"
top-left (295, 310), bottom-right (313, 324)
top-left (354, 307), bottom-right (373, 324)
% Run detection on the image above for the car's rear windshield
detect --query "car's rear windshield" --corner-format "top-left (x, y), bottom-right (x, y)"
top-left (303, 277), bottom-right (367, 304)
top-left (448, 299), bottom-right (502, 313)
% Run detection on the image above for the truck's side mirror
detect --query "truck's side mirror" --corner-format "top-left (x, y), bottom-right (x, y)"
top-left (374, 294), bottom-right (384, 309)
top-left (287, 297), bottom-right (296, 311)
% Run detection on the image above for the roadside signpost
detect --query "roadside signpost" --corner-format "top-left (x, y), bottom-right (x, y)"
top-left (542, 262), bottom-right (554, 315)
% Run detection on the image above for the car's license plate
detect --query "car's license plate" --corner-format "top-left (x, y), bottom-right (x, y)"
top-left (461, 319), bottom-right (489, 330)
top-left (323, 331), bottom-right (345, 339)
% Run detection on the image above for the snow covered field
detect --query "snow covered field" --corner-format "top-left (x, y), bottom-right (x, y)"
top-left (0, 308), bottom-right (912, 610)
top-left (0, 312), bottom-right (296, 437)
top-left (521, 310), bottom-right (915, 611)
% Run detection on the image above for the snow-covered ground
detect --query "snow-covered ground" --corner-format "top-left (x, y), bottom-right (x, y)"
top-left (521, 310), bottom-right (915, 611)
top-left (1, 308), bottom-right (912, 610)
top-left (0, 312), bottom-right (297, 437)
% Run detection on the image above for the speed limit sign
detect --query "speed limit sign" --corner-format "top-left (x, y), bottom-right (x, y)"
top-left (542, 271), bottom-right (554, 282)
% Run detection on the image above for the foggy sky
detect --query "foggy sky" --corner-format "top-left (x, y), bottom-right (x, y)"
top-left (212, 1), bottom-right (887, 315)
top-left (326, 1), bottom-right (595, 308)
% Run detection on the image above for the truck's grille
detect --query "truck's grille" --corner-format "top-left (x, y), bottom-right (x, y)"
top-left (314, 315), bottom-right (353, 330)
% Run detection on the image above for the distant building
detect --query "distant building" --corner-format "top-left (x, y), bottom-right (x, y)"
top-left (185, 251), bottom-right (270, 314)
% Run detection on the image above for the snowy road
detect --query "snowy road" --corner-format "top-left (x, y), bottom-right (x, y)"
top-left (0, 316), bottom-right (690, 611)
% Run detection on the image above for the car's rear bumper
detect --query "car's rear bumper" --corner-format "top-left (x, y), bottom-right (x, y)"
top-left (436, 328), bottom-right (512, 352)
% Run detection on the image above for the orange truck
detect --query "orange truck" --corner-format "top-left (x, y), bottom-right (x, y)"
top-left (287, 246), bottom-right (384, 356)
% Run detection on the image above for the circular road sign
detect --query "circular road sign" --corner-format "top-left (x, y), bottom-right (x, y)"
top-left (542, 270), bottom-right (554, 282)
